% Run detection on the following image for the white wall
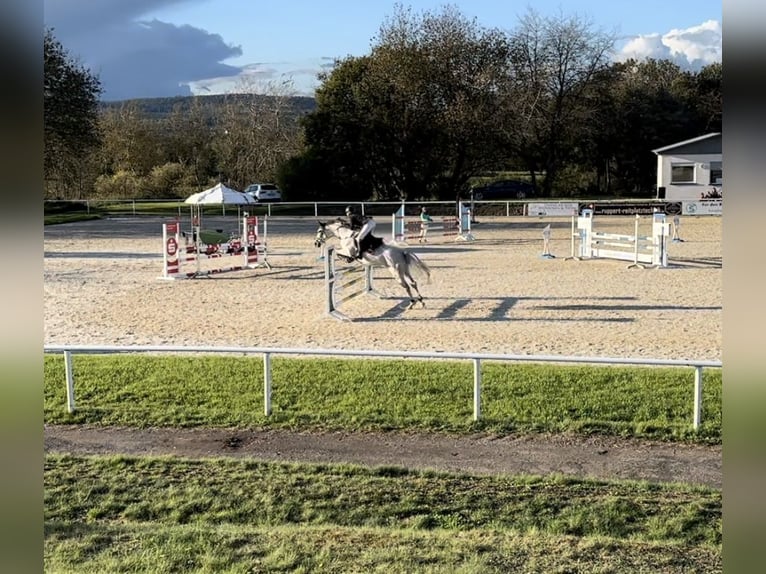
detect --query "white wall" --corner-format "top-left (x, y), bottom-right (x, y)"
top-left (657, 152), bottom-right (722, 200)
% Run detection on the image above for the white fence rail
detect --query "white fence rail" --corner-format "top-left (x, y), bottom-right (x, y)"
top-left (44, 344), bottom-right (722, 430)
top-left (44, 198), bottom-right (721, 218)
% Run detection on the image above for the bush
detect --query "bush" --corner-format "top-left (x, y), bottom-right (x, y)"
top-left (93, 170), bottom-right (145, 199)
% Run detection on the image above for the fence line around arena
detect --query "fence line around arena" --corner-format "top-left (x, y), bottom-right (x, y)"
top-left (44, 344), bottom-right (721, 430)
top-left (43, 198), bottom-right (723, 218)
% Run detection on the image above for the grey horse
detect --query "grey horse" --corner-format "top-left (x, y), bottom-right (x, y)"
top-left (315, 219), bottom-right (431, 309)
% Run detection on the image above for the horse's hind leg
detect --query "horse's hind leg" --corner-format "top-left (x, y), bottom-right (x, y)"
top-left (409, 279), bottom-right (425, 308)
top-left (398, 276), bottom-right (418, 309)
top-left (388, 266), bottom-right (417, 309)
top-left (403, 271), bottom-right (424, 309)
top-left (404, 284), bottom-right (418, 309)
top-left (403, 253), bottom-right (426, 307)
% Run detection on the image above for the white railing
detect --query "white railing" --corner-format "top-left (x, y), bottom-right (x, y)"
top-left (46, 198), bottom-right (712, 219)
top-left (43, 344), bottom-right (722, 430)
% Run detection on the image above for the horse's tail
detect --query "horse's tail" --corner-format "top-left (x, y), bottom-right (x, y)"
top-left (405, 250), bottom-right (431, 284)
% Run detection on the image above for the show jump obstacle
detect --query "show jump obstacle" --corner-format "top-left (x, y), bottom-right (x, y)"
top-left (571, 209), bottom-right (670, 268)
top-left (324, 245), bottom-right (375, 321)
top-left (392, 202), bottom-right (474, 243)
top-left (161, 214), bottom-right (270, 279)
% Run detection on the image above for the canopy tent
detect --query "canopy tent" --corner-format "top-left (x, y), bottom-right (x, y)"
top-left (184, 183), bottom-right (255, 205)
top-left (184, 182), bottom-right (254, 220)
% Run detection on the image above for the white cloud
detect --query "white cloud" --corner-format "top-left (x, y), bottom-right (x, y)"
top-left (46, 0), bottom-right (722, 101)
top-left (45, 0), bottom-right (244, 100)
top-left (186, 59), bottom-right (329, 97)
top-left (616, 20), bottom-right (722, 70)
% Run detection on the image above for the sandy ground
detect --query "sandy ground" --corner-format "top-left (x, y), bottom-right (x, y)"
top-left (44, 214), bottom-right (722, 361)
top-left (44, 214), bottom-right (722, 487)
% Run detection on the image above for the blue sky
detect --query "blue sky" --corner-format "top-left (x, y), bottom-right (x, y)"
top-left (43, 0), bottom-right (722, 101)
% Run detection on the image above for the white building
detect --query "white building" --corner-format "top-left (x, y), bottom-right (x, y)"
top-left (652, 133), bottom-right (722, 200)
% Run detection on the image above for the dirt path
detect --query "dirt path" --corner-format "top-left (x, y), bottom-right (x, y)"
top-left (44, 425), bottom-right (721, 489)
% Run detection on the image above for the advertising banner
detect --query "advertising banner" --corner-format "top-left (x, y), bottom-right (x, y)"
top-left (526, 202), bottom-right (579, 217)
top-left (682, 199), bottom-right (723, 215)
top-left (583, 202), bottom-right (683, 216)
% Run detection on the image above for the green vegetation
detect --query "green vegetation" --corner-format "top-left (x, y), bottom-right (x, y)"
top-left (99, 93), bottom-right (316, 120)
top-left (44, 213), bottom-right (102, 225)
top-left (44, 355), bottom-right (721, 442)
top-left (44, 454), bottom-right (721, 572)
top-left (44, 9), bottom-right (721, 203)
top-left (44, 356), bottom-right (721, 571)
top-left (44, 28), bottom-right (102, 200)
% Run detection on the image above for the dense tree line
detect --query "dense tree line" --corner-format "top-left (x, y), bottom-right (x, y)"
top-left (43, 7), bottom-right (721, 202)
top-left (44, 29), bottom-right (102, 199)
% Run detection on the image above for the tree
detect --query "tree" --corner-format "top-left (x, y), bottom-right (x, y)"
top-left (690, 63), bottom-right (722, 133)
top-left (503, 9), bottom-right (616, 196)
top-left (93, 99), bottom-right (216, 199)
top-left (44, 28), bottom-right (102, 198)
top-left (594, 59), bottom-right (703, 195)
top-left (211, 79), bottom-right (305, 192)
top-left (292, 4), bottom-right (511, 202)
top-left (162, 97), bottom-right (219, 191)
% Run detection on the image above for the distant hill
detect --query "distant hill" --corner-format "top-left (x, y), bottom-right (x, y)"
top-left (99, 94), bottom-right (317, 120)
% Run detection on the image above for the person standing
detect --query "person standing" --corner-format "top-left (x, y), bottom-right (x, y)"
top-left (418, 206), bottom-right (433, 243)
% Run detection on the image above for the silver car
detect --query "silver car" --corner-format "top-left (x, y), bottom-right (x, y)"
top-left (244, 183), bottom-right (282, 202)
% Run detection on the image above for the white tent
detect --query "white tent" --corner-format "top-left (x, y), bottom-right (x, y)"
top-left (184, 182), bottom-right (255, 205)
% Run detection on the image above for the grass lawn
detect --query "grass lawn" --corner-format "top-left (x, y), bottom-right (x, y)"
top-left (44, 354), bottom-right (722, 572)
top-left (45, 454), bottom-right (721, 573)
top-left (44, 355), bottom-right (721, 442)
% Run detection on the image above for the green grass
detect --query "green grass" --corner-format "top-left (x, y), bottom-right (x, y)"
top-left (44, 356), bottom-right (722, 572)
top-left (44, 454), bottom-right (721, 573)
top-left (44, 213), bottom-right (103, 225)
top-left (44, 355), bottom-right (721, 443)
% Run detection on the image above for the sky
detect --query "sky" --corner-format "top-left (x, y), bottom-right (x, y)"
top-left (43, 0), bottom-right (722, 101)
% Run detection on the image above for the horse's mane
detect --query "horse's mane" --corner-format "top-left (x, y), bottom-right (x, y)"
top-left (318, 218), bottom-right (354, 240)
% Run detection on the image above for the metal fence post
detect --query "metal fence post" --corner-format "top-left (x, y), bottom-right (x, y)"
top-left (263, 352), bottom-right (272, 416)
top-left (64, 351), bottom-right (75, 413)
top-left (473, 358), bottom-right (482, 421)
top-left (693, 366), bottom-right (703, 430)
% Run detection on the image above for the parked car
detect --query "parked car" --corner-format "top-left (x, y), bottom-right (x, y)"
top-left (244, 183), bottom-right (282, 202)
top-left (471, 180), bottom-right (535, 200)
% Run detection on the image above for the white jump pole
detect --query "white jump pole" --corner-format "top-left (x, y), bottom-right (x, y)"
top-left (627, 215), bottom-right (644, 269)
top-left (564, 214), bottom-right (581, 261)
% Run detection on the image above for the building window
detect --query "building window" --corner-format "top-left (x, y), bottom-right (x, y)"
top-left (709, 161), bottom-right (722, 185)
top-left (670, 164), bottom-right (695, 183)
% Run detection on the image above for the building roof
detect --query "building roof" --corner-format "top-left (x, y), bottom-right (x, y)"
top-left (652, 132), bottom-right (721, 155)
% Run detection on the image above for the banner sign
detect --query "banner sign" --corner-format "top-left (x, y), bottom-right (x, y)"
top-left (526, 202), bottom-right (579, 217)
top-left (682, 199), bottom-right (723, 215)
top-left (582, 202), bottom-right (684, 216)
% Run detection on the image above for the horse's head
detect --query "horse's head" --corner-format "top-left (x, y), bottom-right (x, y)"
top-left (315, 218), bottom-right (354, 245)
